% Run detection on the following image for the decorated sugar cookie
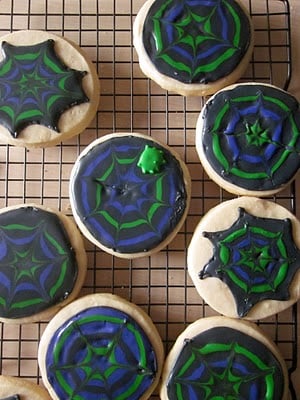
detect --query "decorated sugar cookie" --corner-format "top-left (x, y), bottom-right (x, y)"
top-left (69, 132), bottom-right (191, 258)
top-left (0, 204), bottom-right (87, 323)
top-left (133, 0), bottom-right (253, 96)
top-left (160, 316), bottom-right (290, 400)
top-left (38, 293), bottom-right (164, 400)
top-left (188, 197), bottom-right (300, 320)
top-left (196, 83), bottom-right (300, 196)
top-left (0, 30), bottom-right (99, 147)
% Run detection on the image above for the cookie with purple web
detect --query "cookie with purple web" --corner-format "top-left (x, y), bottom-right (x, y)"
top-left (0, 204), bottom-right (87, 323)
top-left (69, 132), bottom-right (191, 258)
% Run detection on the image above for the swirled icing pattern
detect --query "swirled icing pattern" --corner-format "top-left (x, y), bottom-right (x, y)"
top-left (0, 207), bottom-right (78, 319)
top-left (71, 136), bottom-right (187, 254)
top-left (142, 0), bottom-right (251, 84)
top-left (200, 207), bottom-right (300, 317)
top-left (167, 326), bottom-right (284, 399)
top-left (201, 84), bottom-right (300, 191)
top-left (0, 39), bottom-right (88, 138)
top-left (46, 306), bottom-right (158, 400)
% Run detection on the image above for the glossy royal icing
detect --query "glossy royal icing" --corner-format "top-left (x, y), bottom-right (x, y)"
top-left (0, 206), bottom-right (78, 319)
top-left (167, 326), bottom-right (285, 400)
top-left (199, 84), bottom-right (300, 193)
top-left (70, 135), bottom-right (188, 255)
top-left (0, 39), bottom-right (88, 138)
top-left (45, 306), bottom-right (158, 400)
top-left (142, 0), bottom-right (252, 84)
top-left (199, 207), bottom-right (300, 317)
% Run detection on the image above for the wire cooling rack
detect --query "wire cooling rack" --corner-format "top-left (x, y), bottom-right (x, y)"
top-left (0, 0), bottom-right (298, 398)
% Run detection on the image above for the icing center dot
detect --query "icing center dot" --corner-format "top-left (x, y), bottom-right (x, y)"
top-left (245, 121), bottom-right (270, 147)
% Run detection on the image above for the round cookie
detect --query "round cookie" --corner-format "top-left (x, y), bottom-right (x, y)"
top-left (0, 376), bottom-right (51, 400)
top-left (160, 316), bottom-right (290, 400)
top-left (0, 30), bottom-right (99, 147)
top-left (38, 293), bottom-right (164, 400)
top-left (196, 82), bottom-right (300, 196)
top-left (187, 197), bottom-right (300, 320)
top-left (133, 0), bottom-right (254, 96)
top-left (69, 132), bottom-right (191, 258)
top-left (0, 204), bottom-right (87, 324)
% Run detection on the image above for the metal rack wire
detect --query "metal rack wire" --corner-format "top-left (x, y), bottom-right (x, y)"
top-left (0, 0), bottom-right (297, 399)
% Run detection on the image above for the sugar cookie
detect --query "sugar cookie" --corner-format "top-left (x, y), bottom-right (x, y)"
top-left (133, 0), bottom-right (253, 96)
top-left (0, 30), bottom-right (99, 147)
top-left (0, 376), bottom-right (50, 400)
top-left (0, 204), bottom-right (87, 323)
top-left (187, 197), bottom-right (300, 320)
top-left (196, 83), bottom-right (300, 196)
top-left (38, 293), bottom-right (164, 400)
top-left (69, 132), bottom-right (191, 258)
top-left (160, 316), bottom-right (290, 400)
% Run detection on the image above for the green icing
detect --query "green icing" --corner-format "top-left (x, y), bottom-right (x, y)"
top-left (0, 207), bottom-right (78, 319)
top-left (137, 145), bottom-right (166, 174)
top-left (203, 86), bottom-right (300, 190)
top-left (245, 121), bottom-right (270, 147)
top-left (218, 225), bottom-right (288, 294)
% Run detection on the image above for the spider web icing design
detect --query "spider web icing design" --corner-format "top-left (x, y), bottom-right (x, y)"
top-left (201, 84), bottom-right (300, 191)
top-left (142, 0), bottom-right (251, 84)
top-left (0, 207), bottom-right (78, 319)
top-left (46, 306), bottom-right (158, 400)
top-left (0, 39), bottom-right (88, 138)
top-left (167, 327), bottom-right (284, 400)
top-left (199, 208), bottom-right (300, 317)
top-left (71, 136), bottom-right (187, 254)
